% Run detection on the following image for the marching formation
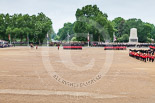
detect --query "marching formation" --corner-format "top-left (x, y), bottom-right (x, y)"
top-left (129, 49), bottom-right (155, 62)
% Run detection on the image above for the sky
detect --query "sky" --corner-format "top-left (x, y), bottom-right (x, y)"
top-left (0, 0), bottom-right (155, 33)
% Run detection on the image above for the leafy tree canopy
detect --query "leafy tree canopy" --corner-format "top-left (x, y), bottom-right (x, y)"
top-left (0, 13), bottom-right (53, 44)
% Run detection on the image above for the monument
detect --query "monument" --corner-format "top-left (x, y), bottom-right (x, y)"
top-left (129, 28), bottom-right (138, 43)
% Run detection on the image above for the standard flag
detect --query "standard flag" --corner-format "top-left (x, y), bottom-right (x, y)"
top-left (67, 32), bottom-right (70, 43)
top-left (47, 33), bottom-right (49, 40)
top-left (67, 34), bottom-right (70, 38)
top-left (113, 33), bottom-right (116, 42)
top-left (87, 33), bottom-right (90, 42)
top-left (47, 33), bottom-right (49, 46)
top-left (88, 33), bottom-right (90, 47)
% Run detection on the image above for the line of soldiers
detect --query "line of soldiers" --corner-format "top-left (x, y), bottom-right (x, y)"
top-left (91, 42), bottom-right (155, 47)
top-left (129, 49), bottom-right (155, 62)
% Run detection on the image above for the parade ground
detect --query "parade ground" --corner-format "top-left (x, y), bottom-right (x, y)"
top-left (0, 47), bottom-right (155, 103)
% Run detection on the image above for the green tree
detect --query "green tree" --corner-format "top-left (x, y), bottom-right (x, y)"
top-left (57, 22), bottom-right (74, 41)
top-left (35, 13), bottom-right (53, 44)
top-left (0, 13), bottom-right (53, 44)
top-left (74, 5), bottom-right (114, 42)
top-left (12, 28), bottom-right (23, 41)
top-left (122, 18), bottom-right (153, 42)
top-left (112, 17), bottom-right (126, 38)
top-left (0, 14), bottom-right (6, 39)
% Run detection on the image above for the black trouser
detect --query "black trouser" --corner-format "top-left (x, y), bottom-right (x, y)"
top-left (142, 58), bottom-right (146, 62)
top-left (152, 58), bottom-right (154, 62)
top-left (149, 58), bottom-right (152, 62)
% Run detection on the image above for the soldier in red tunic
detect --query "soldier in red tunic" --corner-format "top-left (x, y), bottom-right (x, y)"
top-left (143, 54), bottom-right (147, 62)
top-left (58, 45), bottom-right (59, 50)
top-left (152, 55), bottom-right (154, 62)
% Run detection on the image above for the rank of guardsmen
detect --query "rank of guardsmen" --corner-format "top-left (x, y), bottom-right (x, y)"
top-left (129, 49), bottom-right (155, 62)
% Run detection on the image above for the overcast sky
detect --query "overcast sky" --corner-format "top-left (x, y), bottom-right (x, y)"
top-left (0, 0), bottom-right (155, 33)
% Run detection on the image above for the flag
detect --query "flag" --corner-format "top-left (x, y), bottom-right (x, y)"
top-left (47, 33), bottom-right (49, 40)
top-left (113, 33), bottom-right (116, 42)
top-left (87, 33), bottom-right (90, 42)
top-left (67, 32), bottom-right (70, 38)
top-left (8, 34), bottom-right (11, 40)
top-left (47, 33), bottom-right (49, 38)
top-left (67, 34), bottom-right (70, 37)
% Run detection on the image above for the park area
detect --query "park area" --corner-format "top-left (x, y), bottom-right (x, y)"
top-left (0, 47), bottom-right (155, 103)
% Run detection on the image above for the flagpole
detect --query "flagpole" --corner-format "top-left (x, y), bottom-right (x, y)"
top-left (9, 34), bottom-right (11, 45)
top-left (67, 31), bottom-right (70, 43)
top-left (113, 32), bottom-right (114, 43)
top-left (10, 35), bottom-right (11, 45)
top-left (47, 33), bottom-right (49, 47)
top-left (88, 33), bottom-right (89, 47)
top-left (113, 32), bottom-right (116, 43)
top-left (27, 34), bottom-right (29, 46)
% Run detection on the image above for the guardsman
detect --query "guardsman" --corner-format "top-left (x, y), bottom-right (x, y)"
top-left (152, 55), bottom-right (155, 62)
top-left (140, 53), bottom-right (143, 61)
top-left (58, 45), bottom-right (59, 50)
top-left (148, 54), bottom-right (152, 62)
top-left (36, 45), bottom-right (38, 49)
top-left (137, 51), bottom-right (140, 60)
top-left (30, 43), bottom-right (34, 49)
top-left (144, 53), bottom-right (147, 62)
top-left (142, 53), bottom-right (145, 62)
top-left (146, 52), bottom-right (149, 61)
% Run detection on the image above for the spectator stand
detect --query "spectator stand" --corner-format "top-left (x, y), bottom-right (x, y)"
top-left (0, 40), bottom-right (12, 48)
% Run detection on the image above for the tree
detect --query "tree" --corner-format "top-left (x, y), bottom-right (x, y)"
top-left (141, 23), bottom-right (153, 42)
top-left (121, 18), bottom-right (153, 43)
top-left (57, 22), bottom-right (74, 41)
top-left (0, 14), bottom-right (6, 39)
top-left (74, 5), bottom-right (114, 42)
top-left (34, 13), bottom-right (53, 44)
top-left (6, 27), bottom-right (13, 41)
top-left (12, 28), bottom-right (23, 41)
top-left (0, 13), bottom-right (53, 44)
top-left (112, 17), bottom-right (126, 38)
